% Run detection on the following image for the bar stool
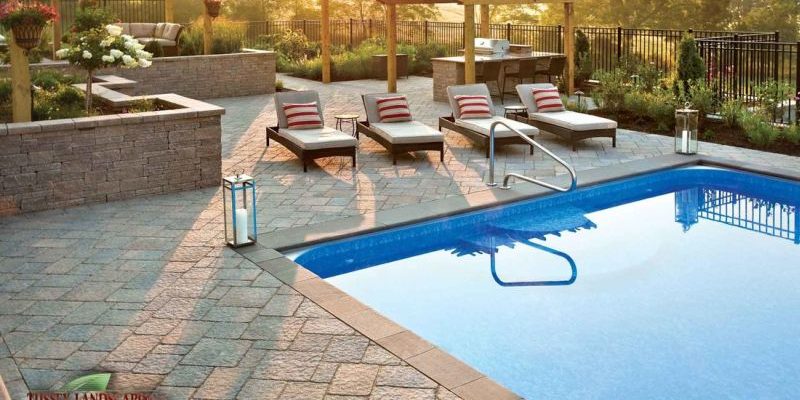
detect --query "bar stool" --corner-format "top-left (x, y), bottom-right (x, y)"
top-left (544, 56), bottom-right (567, 84)
top-left (503, 58), bottom-right (542, 99)
top-left (476, 61), bottom-right (504, 103)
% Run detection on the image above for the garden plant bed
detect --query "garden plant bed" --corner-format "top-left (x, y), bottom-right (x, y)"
top-left (591, 109), bottom-right (800, 157)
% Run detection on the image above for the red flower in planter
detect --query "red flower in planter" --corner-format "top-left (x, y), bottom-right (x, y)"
top-left (0, 1), bottom-right (58, 29)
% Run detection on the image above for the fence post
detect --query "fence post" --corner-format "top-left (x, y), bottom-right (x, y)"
top-left (733, 34), bottom-right (740, 99)
top-left (796, 42), bottom-right (800, 125)
top-left (616, 26), bottom-right (623, 63)
top-left (349, 18), bottom-right (354, 49)
top-left (506, 23), bottom-right (511, 41)
top-left (557, 25), bottom-right (563, 53)
top-left (368, 19), bottom-right (373, 38)
top-left (303, 20), bottom-right (307, 35)
top-left (775, 31), bottom-right (780, 42)
top-left (424, 20), bottom-right (429, 44)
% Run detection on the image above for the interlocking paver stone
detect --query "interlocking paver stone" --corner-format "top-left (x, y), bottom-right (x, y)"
top-left (181, 338), bottom-right (251, 367)
top-left (328, 363), bottom-right (380, 396)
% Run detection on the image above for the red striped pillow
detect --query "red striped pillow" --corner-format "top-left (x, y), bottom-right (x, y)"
top-left (455, 95), bottom-right (492, 119)
top-left (283, 102), bottom-right (323, 129)
top-left (532, 88), bottom-right (565, 112)
top-left (376, 96), bottom-right (412, 123)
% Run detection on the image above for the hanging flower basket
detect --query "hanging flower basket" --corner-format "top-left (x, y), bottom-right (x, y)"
top-left (11, 23), bottom-right (44, 50)
top-left (204, 0), bottom-right (222, 18)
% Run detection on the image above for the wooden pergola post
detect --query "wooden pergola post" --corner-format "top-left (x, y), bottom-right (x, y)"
top-left (463, 4), bottom-right (476, 84)
top-left (203, 9), bottom-right (213, 55)
top-left (564, 1), bottom-right (575, 93)
top-left (165, 0), bottom-right (174, 22)
top-left (386, 3), bottom-right (397, 92)
top-left (321, 0), bottom-right (331, 83)
top-left (479, 5), bottom-right (490, 37)
top-left (9, 32), bottom-right (32, 123)
top-left (52, 0), bottom-right (61, 55)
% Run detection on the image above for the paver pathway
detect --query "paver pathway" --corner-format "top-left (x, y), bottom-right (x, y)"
top-left (0, 75), bottom-right (797, 399)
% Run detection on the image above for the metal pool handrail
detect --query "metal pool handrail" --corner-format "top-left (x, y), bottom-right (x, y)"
top-left (487, 120), bottom-right (577, 192)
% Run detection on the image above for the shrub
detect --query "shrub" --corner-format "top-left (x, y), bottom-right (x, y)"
top-left (179, 17), bottom-right (243, 56)
top-left (753, 79), bottom-right (793, 120)
top-left (72, 6), bottom-right (113, 32)
top-left (623, 90), bottom-right (649, 117)
top-left (575, 29), bottom-right (592, 83)
top-left (409, 42), bottom-right (447, 75)
top-left (33, 85), bottom-right (85, 120)
top-left (143, 40), bottom-right (164, 58)
top-left (719, 98), bottom-right (745, 128)
top-left (0, 79), bottom-right (11, 104)
top-left (685, 79), bottom-right (715, 118)
top-left (592, 68), bottom-right (629, 114)
top-left (563, 94), bottom-right (588, 113)
top-left (33, 69), bottom-right (75, 90)
top-left (783, 124), bottom-right (800, 145)
top-left (647, 87), bottom-right (679, 131)
top-left (740, 111), bottom-right (780, 147)
top-left (676, 33), bottom-right (705, 85)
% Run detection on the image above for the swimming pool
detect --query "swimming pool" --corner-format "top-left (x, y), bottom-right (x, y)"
top-left (290, 166), bottom-right (800, 399)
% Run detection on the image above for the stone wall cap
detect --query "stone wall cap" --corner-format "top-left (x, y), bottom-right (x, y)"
top-left (6, 122), bottom-right (42, 134)
top-left (0, 123), bottom-right (8, 136)
top-left (37, 119), bottom-right (77, 132)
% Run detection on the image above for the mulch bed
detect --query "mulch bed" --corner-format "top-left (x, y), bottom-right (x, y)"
top-left (591, 110), bottom-right (800, 157)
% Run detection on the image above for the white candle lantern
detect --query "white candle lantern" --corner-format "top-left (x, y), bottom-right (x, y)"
top-left (223, 173), bottom-right (257, 247)
top-left (675, 103), bottom-right (699, 155)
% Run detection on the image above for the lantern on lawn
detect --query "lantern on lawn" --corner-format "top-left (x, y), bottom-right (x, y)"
top-left (222, 172), bottom-right (257, 247)
top-left (675, 103), bottom-right (699, 154)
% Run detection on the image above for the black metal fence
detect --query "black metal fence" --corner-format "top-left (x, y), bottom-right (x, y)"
top-left (45, 0), bottom-right (166, 37)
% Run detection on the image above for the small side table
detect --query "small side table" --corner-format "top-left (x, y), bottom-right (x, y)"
top-left (503, 105), bottom-right (527, 119)
top-left (334, 114), bottom-right (359, 136)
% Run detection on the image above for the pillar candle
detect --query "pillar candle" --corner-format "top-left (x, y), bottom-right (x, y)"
top-left (235, 208), bottom-right (248, 244)
top-left (681, 130), bottom-right (689, 153)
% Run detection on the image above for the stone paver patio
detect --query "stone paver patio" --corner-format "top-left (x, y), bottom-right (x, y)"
top-left (1, 74), bottom-right (798, 399)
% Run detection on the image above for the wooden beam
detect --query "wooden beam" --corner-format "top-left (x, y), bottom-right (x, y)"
top-left (386, 3), bottom-right (397, 92)
top-left (564, 1), bottom-right (575, 93)
top-left (321, 0), bottom-right (331, 83)
top-left (165, 0), bottom-right (174, 22)
top-left (52, 0), bottom-right (61, 55)
top-left (9, 32), bottom-right (32, 123)
top-left (460, 0), bottom-right (577, 5)
top-left (203, 10), bottom-right (213, 55)
top-left (464, 4), bottom-right (475, 84)
top-left (479, 4), bottom-right (490, 37)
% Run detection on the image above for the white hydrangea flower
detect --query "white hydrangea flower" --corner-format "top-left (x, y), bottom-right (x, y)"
top-left (136, 50), bottom-right (152, 59)
top-left (102, 55), bottom-right (115, 63)
top-left (122, 55), bottom-right (136, 67)
top-left (82, 50), bottom-right (92, 59)
top-left (124, 40), bottom-right (136, 50)
top-left (138, 58), bottom-right (152, 68)
top-left (109, 49), bottom-right (123, 59)
top-left (100, 37), bottom-right (114, 47)
top-left (55, 48), bottom-right (71, 58)
top-left (106, 24), bottom-right (123, 36)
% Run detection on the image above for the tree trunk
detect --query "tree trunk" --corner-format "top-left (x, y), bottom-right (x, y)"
top-left (85, 70), bottom-right (93, 113)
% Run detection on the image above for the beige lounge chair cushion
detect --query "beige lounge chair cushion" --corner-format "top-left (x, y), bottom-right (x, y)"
top-left (454, 116), bottom-right (539, 138)
top-left (531, 111), bottom-right (617, 132)
top-left (277, 127), bottom-right (357, 150)
top-left (370, 121), bottom-right (444, 144)
top-left (162, 23), bottom-right (182, 41)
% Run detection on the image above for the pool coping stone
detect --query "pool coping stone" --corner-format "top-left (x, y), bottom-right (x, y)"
top-left (235, 153), bottom-right (800, 400)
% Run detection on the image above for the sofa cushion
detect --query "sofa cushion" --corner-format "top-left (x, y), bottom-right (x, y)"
top-left (129, 23), bottom-right (156, 38)
top-left (454, 116), bottom-right (539, 138)
top-left (137, 38), bottom-right (177, 48)
top-left (370, 121), bottom-right (444, 144)
top-left (114, 23), bottom-right (130, 35)
top-left (162, 23), bottom-right (182, 41)
top-left (277, 127), bottom-right (358, 150)
top-left (154, 23), bottom-right (167, 38)
top-left (531, 111), bottom-right (618, 132)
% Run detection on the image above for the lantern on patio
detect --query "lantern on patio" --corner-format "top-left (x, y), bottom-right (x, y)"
top-left (222, 172), bottom-right (257, 247)
top-left (675, 103), bottom-right (699, 154)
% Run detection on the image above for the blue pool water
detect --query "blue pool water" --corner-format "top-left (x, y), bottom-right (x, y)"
top-left (290, 167), bottom-right (800, 399)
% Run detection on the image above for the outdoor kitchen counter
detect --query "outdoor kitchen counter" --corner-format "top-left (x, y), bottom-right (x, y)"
top-left (431, 51), bottom-right (564, 102)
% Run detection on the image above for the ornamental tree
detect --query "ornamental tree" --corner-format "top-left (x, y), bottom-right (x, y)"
top-left (57, 24), bottom-right (152, 112)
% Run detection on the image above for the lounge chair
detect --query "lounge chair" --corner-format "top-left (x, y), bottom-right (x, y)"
top-left (515, 83), bottom-right (617, 151)
top-left (438, 83), bottom-right (539, 158)
top-left (358, 93), bottom-right (444, 165)
top-left (267, 91), bottom-right (358, 172)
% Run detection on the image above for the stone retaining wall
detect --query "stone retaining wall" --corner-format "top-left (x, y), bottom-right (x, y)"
top-left (2, 50), bottom-right (276, 100)
top-left (0, 97), bottom-right (224, 215)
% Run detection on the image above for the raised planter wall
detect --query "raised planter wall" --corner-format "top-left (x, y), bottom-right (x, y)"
top-left (1, 50), bottom-right (276, 100)
top-left (0, 97), bottom-right (224, 215)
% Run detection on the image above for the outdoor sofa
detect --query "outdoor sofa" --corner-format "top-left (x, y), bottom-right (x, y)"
top-left (113, 22), bottom-right (183, 56)
top-left (515, 83), bottom-right (617, 150)
top-left (267, 91), bottom-right (358, 172)
top-left (439, 83), bottom-right (539, 158)
top-left (358, 93), bottom-right (445, 164)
